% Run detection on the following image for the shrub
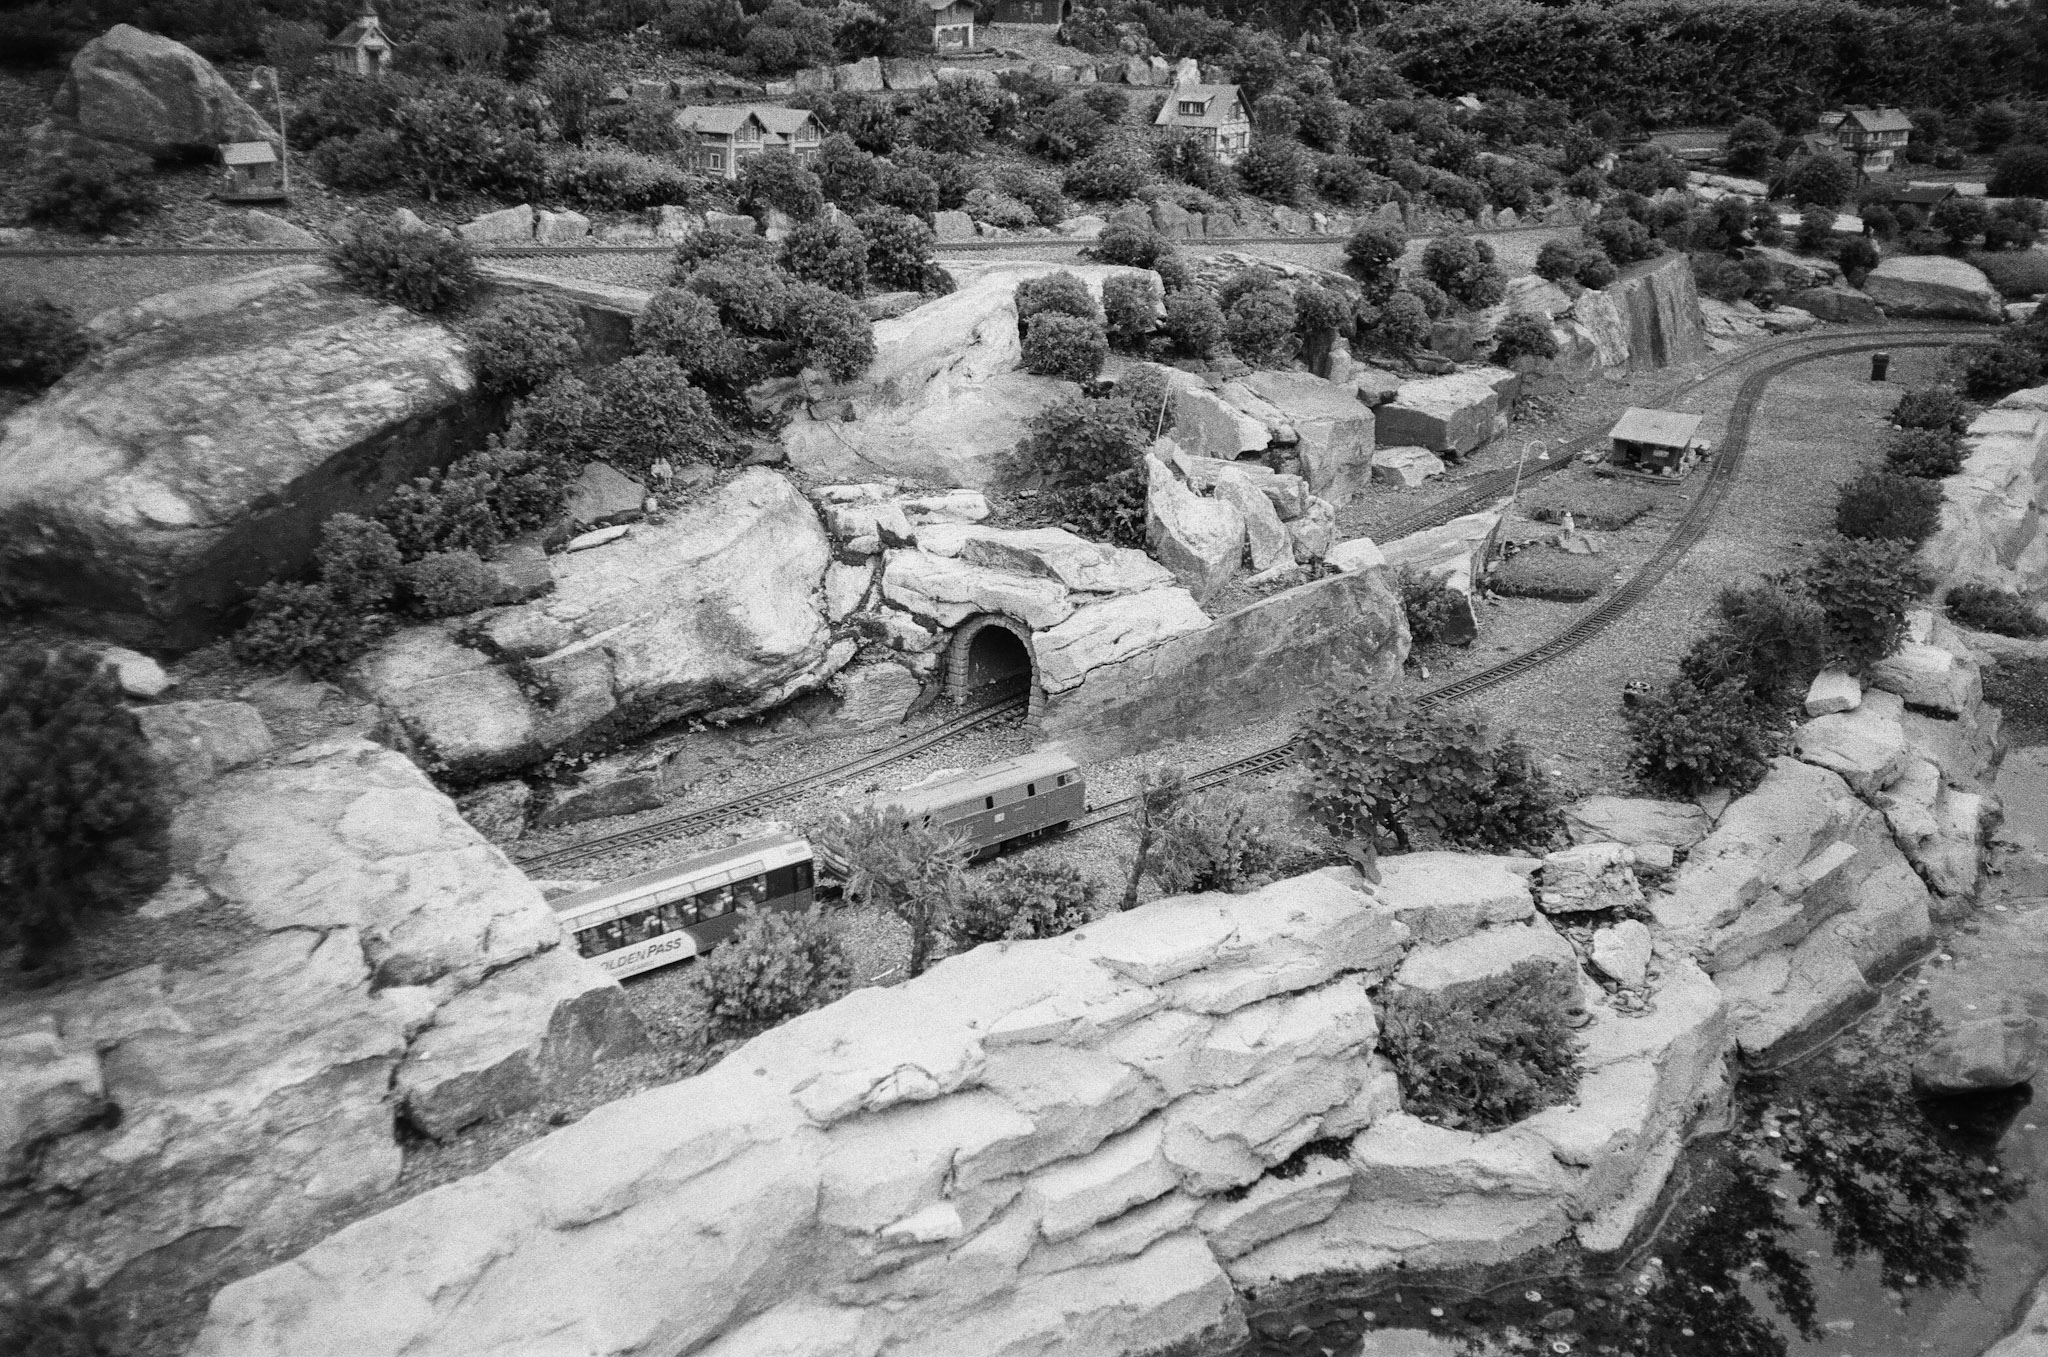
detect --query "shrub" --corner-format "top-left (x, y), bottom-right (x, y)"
top-left (740, 152), bottom-right (825, 221)
top-left (781, 217), bottom-right (869, 296)
top-left (1804, 536), bottom-right (1930, 671)
top-left (1491, 549), bottom-right (1609, 601)
top-left (1861, 203), bottom-right (1899, 239)
top-left (1628, 675), bottom-right (1776, 796)
top-left (232, 581), bottom-right (379, 677)
top-left (1225, 286), bottom-right (1297, 368)
top-left (1419, 235), bottom-right (1506, 310)
top-left (398, 549), bottom-right (497, 618)
top-left (516, 356), bottom-right (742, 477)
top-left (1102, 274), bottom-right (1160, 350)
top-left (852, 208), bottom-right (938, 293)
top-left (1725, 115), bottom-right (1779, 176)
top-left (1932, 196), bottom-right (1990, 249)
top-left (1885, 427), bottom-right (1965, 479)
top-left (1156, 133), bottom-right (1235, 195)
top-left (315, 513), bottom-right (404, 610)
top-left (1962, 341), bottom-right (2044, 398)
top-left (1835, 235), bottom-right (1880, 286)
top-left (1295, 688), bottom-right (1557, 854)
top-left (696, 906), bottom-right (853, 1042)
top-left (1364, 290), bottom-right (1432, 353)
top-left (1237, 138), bottom-right (1308, 203)
top-left (1015, 271), bottom-right (1097, 325)
top-left (1533, 237), bottom-right (1584, 285)
top-left (812, 804), bottom-right (965, 978)
top-left (670, 229), bottom-right (778, 280)
top-left (551, 145), bottom-right (694, 211)
top-left (1794, 202), bottom-right (1836, 253)
top-left (1018, 390), bottom-right (1149, 484)
top-left (328, 220), bottom-right (475, 314)
top-left (1021, 312), bottom-right (1108, 381)
top-left (1945, 584), bottom-right (2048, 638)
top-left (1491, 312), bottom-right (1557, 365)
top-left (1379, 961), bottom-right (1582, 1132)
top-left (1984, 217), bottom-right (2040, 253)
top-left (949, 862), bottom-right (1099, 946)
top-left (634, 287), bottom-right (750, 387)
top-left (1294, 285), bottom-right (1349, 344)
top-left (1835, 470), bottom-right (1943, 545)
top-left (0, 298), bottom-right (89, 389)
top-left (468, 293), bottom-right (584, 392)
top-left (1588, 216), bottom-right (1660, 267)
top-left (1781, 152), bottom-right (1854, 208)
top-left (1892, 384), bottom-right (1969, 433)
top-left (784, 284), bottom-right (877, 381)
top-left (1088, 221), bottom-right (1174, 269)
top-left (1343, 221), bottom-right (1408, 296)
top-left (389, 87), bottom-right (547, 201)
top-left (21, 157), bottom-right (159, 235)
top-left (1989, 144), bottom-right (2048, 199)
top-left (377, 446), bottom-right (559, 558)
top-left (1019, 95), bottom-right (1108, 162)
top-left (0, 645), bottom-right (173, 968)
top-left (1398, 564), bottom-right (1464, 645)
top-left (1315, 154), bottom-right (1377, 205)
top-left (585, 100), bottom-right (683, 157)
top-left (1163, 289), bottom-right (1226, 357)
top-left (1678, 579), bottom-right (1829, 708)
top-left (1148, 790), bottom-right (1284, 895)
top-left (1065, 151), bottom-right (1150, 202)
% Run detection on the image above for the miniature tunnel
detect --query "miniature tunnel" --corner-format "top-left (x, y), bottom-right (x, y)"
top-left (944, 613), bottom-right (1042, 714)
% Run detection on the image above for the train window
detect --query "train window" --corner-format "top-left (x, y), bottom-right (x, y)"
top-left (1057, 773), bottom-right (1071, 787)
top-left (577, 920), bottom-right (628, 957)
top-left (1026, 782), bottom-right (1037, 797)
top-left (697, 885), bottom-right (735, 918)
top-left (735, 876), bottom-right (766, 909)
top-left (984, 795), bottom-right (995, 810)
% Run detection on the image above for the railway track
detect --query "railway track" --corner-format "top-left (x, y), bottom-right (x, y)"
top-left (1065, 327), bottom-right (1968, 833)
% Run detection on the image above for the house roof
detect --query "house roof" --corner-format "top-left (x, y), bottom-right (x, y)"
top-left (1154, 84), bottom-right (1244, 128)
top-left (747, 105), bottom-right (819, 135)
top-left (220, 141), bottom-right (277, 165)
top-left (675, 106), bottom-right (764, 136)
top-left (1610, 407), bottom-right (1703, 449)
top-left (1842, 107), bottom-right (1913, 134)
top-left (925, 0), bottom-right (970, 11)
top-left (327, 12), bottom-right (389, 47)
top-left (1891, 184), bottom-right (1955, 206)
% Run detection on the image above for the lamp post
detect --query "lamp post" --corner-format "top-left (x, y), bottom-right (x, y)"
top-left (1511, 438), bottom-right (1549, 508)
top-left (247, 66), bottom-right (288, 195)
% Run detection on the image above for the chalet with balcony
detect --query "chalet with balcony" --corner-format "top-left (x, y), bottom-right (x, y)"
top-left (1152, 82), bottom-right (1251, 166)
top-left (1819, 107), bottom-right (1912, 175)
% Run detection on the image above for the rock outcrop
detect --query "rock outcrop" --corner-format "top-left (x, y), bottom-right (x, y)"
top-left (47, 24), bottom-right (275, 160)
top-left (1238, 370), bottom-right (1377, 507)
top-left (350, 470), bottom-right (841, 779)
top-left (1920, 383), bottom-right (2048, 599)
top-left (189, 863), bottom-right (1729, 1357)
top-left (1378, 505), bottom-right (1505, 642)
top-left (1862, 256), bottom-right (2003, 323)
top-left (1602, 252), bottom-right (1711, 370)
top-left (0, 735), bottom-right (644, 1302)
top-left (0, 267), bottom-right (482, 648)
top-left (1374, 369), bottom-right (1515, 457)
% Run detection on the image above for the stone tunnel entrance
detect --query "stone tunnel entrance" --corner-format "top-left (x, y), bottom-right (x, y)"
top-left (944, 614), bottom-right (1043, 715)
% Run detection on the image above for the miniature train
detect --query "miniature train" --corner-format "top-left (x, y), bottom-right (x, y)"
top-left (557, 750), bottom-right (1087, 980)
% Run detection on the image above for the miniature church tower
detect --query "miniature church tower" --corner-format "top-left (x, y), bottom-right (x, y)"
top-left (327, 1), bottom-right (394, 77)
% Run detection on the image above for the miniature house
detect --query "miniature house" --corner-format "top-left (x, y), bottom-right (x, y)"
top-left (1152, 82), bottom-right (1252, 165)
top-left (327, 1), bottom-right (394, 77)
top-left (217, 141), bottom-right (284, 201)
top-left (926, 0), bottom-right (977, 49)
top-left (1819, 107), bottom-right (1912, 175)
top-left (675, 104), bottom-right (825, 179)
top-left (1607, 408), bottom-right (1705, 479)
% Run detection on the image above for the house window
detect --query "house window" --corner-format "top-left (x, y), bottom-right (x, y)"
top-left (707, 152), bottom-right (724, 169)
top-left (1177, 100), bottom-right (1203, 116)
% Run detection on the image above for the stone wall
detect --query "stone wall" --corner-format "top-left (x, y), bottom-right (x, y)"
top-left (1920, 382), bottom-right (2048, 600)
top-left (1036, 564), bottom-right (1409, 761)
top-left (188, 860), bottom-right (1731, 1357)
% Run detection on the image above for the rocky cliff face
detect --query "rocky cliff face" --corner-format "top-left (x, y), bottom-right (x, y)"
top-left (0, 267), bottom-right (489, 649)
top-left (1922, 383), bottom-right (2048, 601)
top-left (0, 729), bottom-right (645, 1303)
top-left (188, 862), bottom-right (1732, 1357)
top-left (1599, 252), bottom-right (1710, 373)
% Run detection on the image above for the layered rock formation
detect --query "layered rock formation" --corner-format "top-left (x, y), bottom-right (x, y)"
top-left (0, 267), bottom-right (483, 648)
top-left (44, 24), bottom-right (275, 161)
top-left (1921, 381), bottom-right (2048, 600)
top-left (1862, 256), bottom-right (2002, 323)
top-left (0, 728), bottom-right (644, 1302)
top-left (349, 470), bottom-right (841, 780)
top-left (190, 864), bottom-right (1730, 1357)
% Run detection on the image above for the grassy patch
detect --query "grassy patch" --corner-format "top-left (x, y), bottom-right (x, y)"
top-left (1986, 657), bottom-right (2048, 746)
top-left (1522, 476), bottom-right (1664, 530)
top-left (1492, 549), bottom-right (1611, 601)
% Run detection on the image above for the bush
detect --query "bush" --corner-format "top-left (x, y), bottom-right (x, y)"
top-left (781, 217), bottom-right (868, 296)
top-left (1343, 221), bottom-right (1408, 296)
top-left (1147, 790), bottom-right (1285, 895)
top-left (1379, 961), bottom-right (1582, 1132)
top-left (1835, 470), bottom-right (1943, 545)
top-left (1163, 289), bottom-right (1226, 357)
top-left (0, 298), bottom-right (89, 389)
top-left (949, 862), bottom-right (1099, 946)
top-left (1884, 427), bottom-right (1965, 479)
top-left (1628, 675), bottom-right (1776, 796)
top-left (740, 152), bottom-right (825, 222)
top-left (468, 293), bottom-right (584, 392)
top-left (1892, 384), bottom-right (1969, 433)
top-left (1962, 341), bottom-right (2045, 398)
top-left (1315, 154), bottom-right (1378, 205)
top-left (232, 580), bottom-right (380, 677)
top-left (1419, 235), bottom-right (1506, 310)
top-left (315, 513), bottom-right (404, 611)
top-left (551, 145), bottom-right (694, 211)
top-left (328, 220), bottom-right (475, 314)
top-left (1237, 138), bottom-right (1308, 204)
top-left (1363, 290), bottom-right (1432, 353)
top-left (1945, 584), bottom-right (2048, 638)
top-left (1835, 235), bottom-right (1880, 286)
top-left (1989, 144), bottom-right (2048, 199)
top-left (1932, 196), bottom-right (1990, 249)
top-left (1977, 245), bottom-right (2048, 299)
top-left (1793, 202), bottom-right (1836, 253)
top-left (1491, 312), bottom-right (1557, 365)
top-left (786, 282), bottom-right (878, 381)
top-left (1533, 237), bottom-right (1584, 285)
top-left (670, 229), bottom-right (778, 279)
top-left (398, 549), bottom-right (497, 618)
top-left (21, 157), bottom-right (159, 235)
top-left (696, 906), bottom-right (853, 1042)
top-left (1015, 271), bottom-right (1097, 325)
top-left (1018, 389), bottom-right (1149, 484)
top-left (1296, 688), bottom-right (1557, 854)
top-left (1588, 216), bottom-right (1661, 267)
top-left (1156, 133), bottom-right (1235, 195)
top-left (853, 208), bottom-right (938, 292)
top-left (1781, 152), bottom-right (1854, 208)
top-left (634, 287), bottom-right (750, 387)
top-left (1225, 286), bottom-right (1297, 368)
top-left (1491, 549), bottom-right (1609, 601)
top-left (1804, 536), bottom-right (1930, 671)
top-left (1725, 115), bottom-right (1779, 176)
top-left (1065, 151), bottom-right (1150, 202)
top-left (1102, 273), bottom-right (1160, 350)
top-left (0, 645), bottom-right (173, 967)
top-left (516, 356), bottom-right (742, 477)
top-left (1088, 221), bottom-right (1174, 269)
top-left (1021, 311), bottom-right (1108, 381)
top-left (1397, 565), bottom-right (1464, 646)
top-left (812, 804), bottom-right (965, 978)
top-left (1679, 579), bottom-right (1829, 707)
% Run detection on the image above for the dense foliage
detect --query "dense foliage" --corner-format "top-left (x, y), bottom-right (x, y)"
top-left (21, 156), bottom-right (157, 235)
top-left (1627, 674), bottom-right (1779, 796)
top-left (0, 298), bottom-right (89, 390)
top-left (1945, 583), bottom-right (2048, 638)
top-left (1147, 789), bottom-right (1285, 895)
top-left (696, 906), bottom-right (854, 1042)
top-left (1379, 961), bottom-right (1583, 1132)
top-left (0, 646), bottom-right (172, 968)
top-left (949, 861), bottom-right (1100, 946)
top-left (812, 804), bottom-right (965, 978)
top-left (1804, 535), bottom-right (1930, 671)
top-left (467, 292), bottom-right (585, 392)
top-left (1834, 470), bottom-right (1943, 546)
top-left (328, 219), bottom-right (476, 313)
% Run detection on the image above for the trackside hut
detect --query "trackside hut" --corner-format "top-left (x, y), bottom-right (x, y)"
top-left (1607, 407), bottom-right (1705, 478)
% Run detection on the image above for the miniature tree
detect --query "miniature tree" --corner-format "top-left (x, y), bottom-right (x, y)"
top-left (812, 804), bottom-right (966, 978)
top-left (1120, 765), bottom-right (1186, 911)
top-left (0, 646), bottom-right (173, 968)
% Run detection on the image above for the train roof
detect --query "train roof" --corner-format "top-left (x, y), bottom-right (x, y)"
top-left (869, 749), bottom-right (1082, 816)
top-left (547, 828), bottom-right (810, 917)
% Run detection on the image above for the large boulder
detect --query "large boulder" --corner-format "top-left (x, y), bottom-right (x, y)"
top-left (1561, 796), bottom-right (1713, 850)
top-left (880, 549), bottom-right (1077, 629)
top-left (1921, 394), bottom-right (2048, 598)
top-left (916, 523), bottom-right (1175, 597)
top-left (781, 264), bottom-right (1158, 487)
top-left (1374, 371), bottom-right (1505, 456)
top-left (1379, 506), bottom-right (1503, 643)
top-left (350, 470), bottom-right (841, 778)
top-left (1146, 455), bottom-right (1245, 603)
top-left (1862, 256), bottom-right (2002, 323)
top-left (49, 24), bottom-right (276, 159)
top-left (1032, 588), bottom-right (1213, 693)
top-left (1240, 370), bottom-right (1377, 507)
top-left (0, 267), bottom-right (481, 648)
top-left (1786, 285), bottom-right (1883, 325)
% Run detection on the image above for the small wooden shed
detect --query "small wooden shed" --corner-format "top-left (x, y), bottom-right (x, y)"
top-left (327, 1), bottom-right (394, 77)
top-left (217, 141), bottom-right (284, 201)
top-left (1607, 407), bottom-right (1705, 478)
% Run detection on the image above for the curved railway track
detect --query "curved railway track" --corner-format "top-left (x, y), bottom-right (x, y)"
top-left (515, 325), bottom-right (1970, 873)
